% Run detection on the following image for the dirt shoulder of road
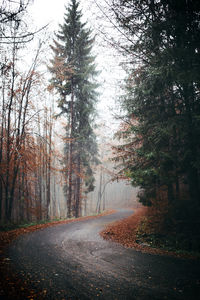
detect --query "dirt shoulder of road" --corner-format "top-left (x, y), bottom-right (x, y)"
top-left (100, 207), bottom-right (200, 260)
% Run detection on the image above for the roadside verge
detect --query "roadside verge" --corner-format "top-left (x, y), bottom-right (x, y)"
top-left (100, 207), bottom-right (199, 260)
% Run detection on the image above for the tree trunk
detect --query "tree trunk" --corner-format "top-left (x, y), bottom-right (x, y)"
top-left (68, 81), bottom-right (75, 218)
top-left (75, 156), bottom-right (81, 218)
top-left (183, 84), bottom-right (199, 203)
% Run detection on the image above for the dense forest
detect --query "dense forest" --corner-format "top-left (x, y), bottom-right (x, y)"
top-left (110, 0), bottom-right (200, 251)
top-left (0, 0), bottom-right (67, 223)
top-left (0, 0), bottom-right (134, 225)
top-left (0, 0), bottom-right (200, 253)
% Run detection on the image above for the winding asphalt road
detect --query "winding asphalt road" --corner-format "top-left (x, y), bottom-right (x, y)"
top-left (8, 209), bottom-right (200, 299)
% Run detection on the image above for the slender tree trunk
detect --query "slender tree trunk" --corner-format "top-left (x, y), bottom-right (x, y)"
top-left (75, 156), bottom-right (81, 218)
top-left (68, 81), bottom-right (75, 218)
top-left (167, 181), bottom-right (174, 204)
top-left (45, 109), bottom-right (51, 220)
top-left (37, 112), bottom-right (42, 220)
top-left (183, 84), bottom-right (199, 203)
top-left (0, 64), bottom-right (7, 221)
top-left (102, 173), bottom-right (106, 211)
top-left (25, 173), bottom-right (30, 222)
top-left (5, 42), bottom-right (17, 221)
top-left (96, 168), bottom-right (103, 213)
top-left (0, 107), bottom-right (4, 221)
top-left (21, 168), bottom-right (25, 221)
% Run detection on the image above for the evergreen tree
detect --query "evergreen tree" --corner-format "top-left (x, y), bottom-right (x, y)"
top-left (49, 0), bottom-right (99, 217)
top-left (112, 1), bottom-right (200, 216)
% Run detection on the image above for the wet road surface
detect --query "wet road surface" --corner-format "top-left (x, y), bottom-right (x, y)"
top-left (9, 209), bottom-right (200, 299)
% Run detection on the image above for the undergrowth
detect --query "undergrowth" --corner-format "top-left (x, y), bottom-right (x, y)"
top-left (0, 217), bottom-right (68, 232)
top-left (135, 200), bottom-right (200, 255)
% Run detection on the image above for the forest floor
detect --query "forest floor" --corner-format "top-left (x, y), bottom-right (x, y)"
top-left (0, 210), bottom-right (115, 299)
top-left (100, 207), bottom-right (200, 260)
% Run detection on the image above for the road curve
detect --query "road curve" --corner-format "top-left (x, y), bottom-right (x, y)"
top-left (9, 209), bottom-right (200, 299)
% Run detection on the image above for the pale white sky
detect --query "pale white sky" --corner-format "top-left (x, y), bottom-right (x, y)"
top-left (28, 0), bottom-right (67, 29)
top-left (28, 0), bottom-right (125, 133)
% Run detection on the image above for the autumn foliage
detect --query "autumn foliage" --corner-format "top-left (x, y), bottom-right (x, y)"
top-left (101, 208), bottom-right (147, 248)
top-left (101, 207), bottom-right (199, 259)
top-left (0, 39), bottom-right (65, 223)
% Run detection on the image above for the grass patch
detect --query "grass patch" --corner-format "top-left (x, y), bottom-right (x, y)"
top-left (0, 217), bottom-right (68, 232)
top-left (0, 210), bottom-right (112, 232)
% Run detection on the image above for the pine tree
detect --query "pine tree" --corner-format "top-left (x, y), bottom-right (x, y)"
top-left (49, 0), bottom-right (99, 218)
top-left (112, 0), bottom-right (200, 213)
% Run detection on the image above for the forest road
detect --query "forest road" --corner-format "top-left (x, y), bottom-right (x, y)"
top-left (9, 209), bottom-right (200, 300)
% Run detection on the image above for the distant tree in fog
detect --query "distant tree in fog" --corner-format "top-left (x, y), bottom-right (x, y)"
top-left (49, 0), bottom-right (99, 218)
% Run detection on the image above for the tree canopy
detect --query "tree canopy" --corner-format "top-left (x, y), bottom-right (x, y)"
top-left (112, 0), bottom-right (200, 224)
